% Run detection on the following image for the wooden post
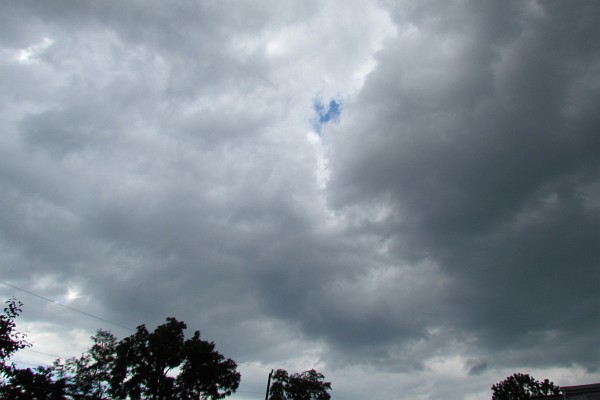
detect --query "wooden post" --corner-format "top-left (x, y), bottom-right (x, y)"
top-left (265, 369), bottom-right (273, 400)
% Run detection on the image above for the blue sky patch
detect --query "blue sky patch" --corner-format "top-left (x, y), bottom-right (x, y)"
top-left (312, 97), bottom-right (342, 134)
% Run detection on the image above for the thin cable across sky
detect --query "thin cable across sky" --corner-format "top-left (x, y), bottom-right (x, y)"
top-left (0, 280), bottom-right (134, 332)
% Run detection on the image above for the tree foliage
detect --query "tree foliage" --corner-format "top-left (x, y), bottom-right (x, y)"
top-left (54, 329), bottom-right (117, 399)
top-left (176, 330), bottom-right (241, 400)
top-left (0, 365), bottom-right (67, 399)
top-left (110, 317), bottom-right (240, 400)
top-left (268, 369), bottom-right (331, 400)
top-left (0, 299), bottom-right (241, 400)
top-left (1, 298), bottom-right (68, 398)
top-left (0, 298), bottom-right (31, 378)
top-left (491, 373), bottom-right (561, 400)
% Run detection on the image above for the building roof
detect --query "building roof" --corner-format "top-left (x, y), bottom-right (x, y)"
top-left (561, 382), bottom-right (600, 399)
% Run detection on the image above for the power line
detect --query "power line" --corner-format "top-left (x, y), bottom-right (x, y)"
top-left (11, 360), bottom-right (49, 368)
top-left (1, 281), bottom-right (352, 399)
top-left (23, 348), bottom-right (64, 359)
top-left (239, 361), bottom-right (274, 371)
top-left (0, 279), bottom-right (134, 332)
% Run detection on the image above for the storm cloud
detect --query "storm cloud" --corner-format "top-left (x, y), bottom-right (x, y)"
top-left (1, 1), bottom-right (598, 399)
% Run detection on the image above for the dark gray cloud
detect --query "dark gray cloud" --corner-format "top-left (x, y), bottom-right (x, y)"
top-left (325, 0), bottom-right (600, 370)
top-left (1, 1), bottom-right (598, 399)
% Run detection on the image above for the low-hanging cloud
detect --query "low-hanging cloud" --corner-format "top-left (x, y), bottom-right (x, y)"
top-left (1, 1), bottom-right (598, 399)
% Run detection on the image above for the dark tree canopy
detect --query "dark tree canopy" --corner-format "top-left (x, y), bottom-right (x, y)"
top-left (110, 318), bottom-right (185, 399)
top-left (0, 298), bottom-right (31, 378)
top-left (1, 299), bottom-right (240, 400)
top-left (1, 298), bottom-right (68, 398)
top-left (110, 317), bottom-right (240, 400)
top-left (491, 373), bottom-right (561, 400)
top-left (0, 365), bottom-right (67, 400)
top-left (176, 330), bottom-right (241, 400)
top-left (268, 369), bottom-right (331, 400)
top-left (54, 329), bottom-right (117, 399)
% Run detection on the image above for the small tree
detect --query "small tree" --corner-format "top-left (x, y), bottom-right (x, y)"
top-left (491, 373), bottom-right (561, 400)
top-left (0, 365), bottom-right (67, 400)
top-left (110, 317), bottom-right (240, 400)
top-left (0, 298), bottom-right (31, 378)
top-left (177, 330), bottom-right (241, 400)
top-left (0, 300), bottom-right (240, 400)
top-left (269, 369), bottom-right (331, 400)
top-left (54, 329), bottom-right (117, 399)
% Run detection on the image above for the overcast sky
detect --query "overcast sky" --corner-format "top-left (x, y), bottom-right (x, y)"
top-left (1, 1), bottom-right (599, 399)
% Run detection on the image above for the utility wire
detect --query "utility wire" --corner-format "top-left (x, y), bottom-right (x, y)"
top-left (23, 349), bottom-right (63, 359)
top-left (1, 281), bottom-right (351, 399)
top-left (239, 361), bottom-right (273, 371)
top-left (0, 279), bottom-right (134, 332)
top-left (10, 360), bottom-right (49, 368)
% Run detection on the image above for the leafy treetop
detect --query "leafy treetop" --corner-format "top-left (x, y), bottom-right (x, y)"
top-left (269, 368), bottom-right (331, 400)
top-left (0, 299), bottom-right (241, 400)
top-left (0, 298), bottom-right (31, 377)
top-left (491, 373), bottom-right (561, 400)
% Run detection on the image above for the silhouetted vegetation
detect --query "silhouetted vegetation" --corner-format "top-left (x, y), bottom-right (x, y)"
top-left (268, 368), bottom-right (331, 400)
top-left (1, 298), bottom-right (68, 398)
top-left (1, 298), bottom-right (31, 377)
top-left (1, 365), bottom-right (67, 399)
top-left (1, 299), bottom-right (578, 400)
top-left (492, 373), bottom-right (561, 400)
top-left (1, 299), bottom-right (241, 399)
top-left (53, 329), bottom-right (116, 399)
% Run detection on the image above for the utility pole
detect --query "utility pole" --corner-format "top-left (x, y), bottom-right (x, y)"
top-left (264, 369), bottom-right (273, 400)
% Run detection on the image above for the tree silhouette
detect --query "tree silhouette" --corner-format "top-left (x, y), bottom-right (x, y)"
top-left (110, 317), bottom-right (240, 400)
top-left (0, 365), bottom-right (67, 399)
top-left (54, 329), bottom-right (117, 399)
top-left (176, 330), bottom-right (240, 400)
top-left (1, 298), bottom-right (69, 398)
top-left (268, 369), bottom-right (331, 400)
top-left (491, 373), bottom-right (561, 400)
top-left (0, 298), bottom-right (30, 379)
top-left (1, 300), bottom-right (240, 400)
